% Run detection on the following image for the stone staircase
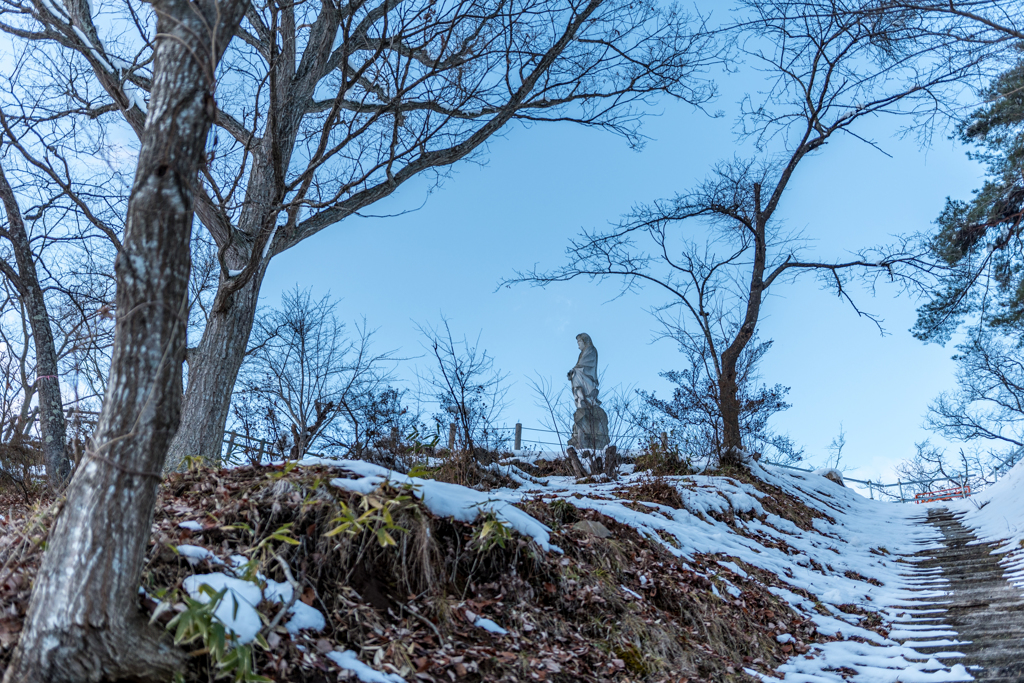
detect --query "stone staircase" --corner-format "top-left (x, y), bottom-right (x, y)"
top-left (900, 507), bottom-right (1024, 682)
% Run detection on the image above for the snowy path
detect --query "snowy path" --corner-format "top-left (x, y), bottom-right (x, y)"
top-left (898, 507), bottom-right (1024, 682)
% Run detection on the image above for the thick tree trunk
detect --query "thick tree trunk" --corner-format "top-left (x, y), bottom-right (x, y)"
top-left (0, 164), bottom-right (71, 490)
top-left (166, 264), bottom-right (266, 470)
top-left (718, 355), bottom-right (743, 466)
top-left (2, 0), bottom-right (246, 679)
top-left (717, 185), bottom-right (767, 470)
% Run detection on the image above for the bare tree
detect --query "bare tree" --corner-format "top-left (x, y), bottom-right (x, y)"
top-left (0, 235), bottom-right (112, 487)
top-left (894, 439), bottom-right (1020, 496)
top-left (845, 1), bottom-right (1024, 58)
top-left (419, 317), bottom-right (509, 455)
top-left (605, 384), bottom-right (665, 453)
top-left (507, 0), bottom-right (970, 467)
top-left (0, 285), bottom-right (38, 439)
top-left (746, 0), bottom-right (1020, 138)
top-left (336, 384), bottom-right (422, 459)
top-left (1, 0), bottom-right (249, 677)
top-left (527, 372), bottom-right (573, 453)
top-left (824, 424), bottom-right (848, 472)
top-left (232, 286), bottom-right (395, 460)
top-left (511, 160), bottom-right (904, 467)
top-left (0, 64), bottom-right (129, 394)
top-left (0, 0), bottom-right (721, 468)
top-left (0, 286), bottom-right (41, 491)
top-left (926, 332), bottom-right (1024, 449)
top-left (0, 62), bottom-right (151, 489)
top-left (887, 1), bottom-right (1022, 36)
top-left (0, 156), bottom-right (72, 488)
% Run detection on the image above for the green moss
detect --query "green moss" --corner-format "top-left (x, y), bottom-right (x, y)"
top-left (613, 643), bottom-right (651, 675)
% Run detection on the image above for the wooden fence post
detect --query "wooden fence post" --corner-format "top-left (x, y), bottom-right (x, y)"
top-left (225, 431), bottom-right (237, 463)
top-left (514, 423), bottom-right (522, 451)
top-left (448, 423), bottom-right (457, 452)
top-left (898, 479), bottom-right (904, 503)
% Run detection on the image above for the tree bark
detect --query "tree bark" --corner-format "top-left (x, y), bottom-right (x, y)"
top-left (166, 264), bottom-right (266, 470)
top-left (717, 184), bottom-right (767, 469)
top-left (2, 0), bottom-right (246, 678)
top-left (717, 359), bottom-right (743, 463)
top-left (0, 163), bottom-right (71, 490)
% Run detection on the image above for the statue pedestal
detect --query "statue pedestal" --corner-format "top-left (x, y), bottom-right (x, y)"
top-left (565, 444), bottom-right (618, 479)
top-left (568, 403), bottom-right (610, 451)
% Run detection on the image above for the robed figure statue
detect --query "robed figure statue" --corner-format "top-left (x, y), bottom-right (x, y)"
top-left (567, 333), bottom-right (609, 451)
top-left (568, 333), bottom-right (601, 408)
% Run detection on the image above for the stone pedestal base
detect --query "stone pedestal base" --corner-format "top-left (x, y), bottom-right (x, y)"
top-left (568, 403), bottom-right (609, 451)
top-left (565, 445), bottom-right (619, 479)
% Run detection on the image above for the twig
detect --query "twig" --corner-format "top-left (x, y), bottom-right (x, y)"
top-left (397, 602), bottom-right (443, 642)
top-left (264, 555), bottom-right (301, 633)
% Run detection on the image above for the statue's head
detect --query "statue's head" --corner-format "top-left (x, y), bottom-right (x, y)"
top-left (576, 332), bottom-right (593, 350)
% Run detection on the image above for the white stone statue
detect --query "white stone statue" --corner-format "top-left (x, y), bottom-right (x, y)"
top-left (567, 333), bottom-right (609, 452)
top-left (568, 332), bottom-right (601, 408)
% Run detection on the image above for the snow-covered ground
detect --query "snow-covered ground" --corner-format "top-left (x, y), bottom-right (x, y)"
top-left (475, 459), bottom-right (977, 683)
top-left (178, 454), bottom-right (1024, 682)
top-left (948, 463), bottom-right (1024, 594)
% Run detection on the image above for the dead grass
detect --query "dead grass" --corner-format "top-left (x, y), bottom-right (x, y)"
top-left (720, 468), bottom-right (835, 532)
top-left (507, 456), bottom-right (576, 478)
top-left (0, 442), bottom-right (46, 502)
top-left (632, 443), bottom-right (694, 477)
top-left (613, 474), bottom-right (685, 510)
top-left (407, 450), bottom-right (520, 491)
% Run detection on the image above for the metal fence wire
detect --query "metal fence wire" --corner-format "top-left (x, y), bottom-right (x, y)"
top-left (218, 424), bottom-right (968, 504)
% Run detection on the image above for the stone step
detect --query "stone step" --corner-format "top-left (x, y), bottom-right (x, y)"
top-left (896, 507), bottom-right (1024, 682)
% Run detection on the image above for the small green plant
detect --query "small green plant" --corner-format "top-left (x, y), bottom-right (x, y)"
top-left (218, 523), bottom-right (300, 581)
top-left (267, 460), bottom-right (299, 480)
top-left (181, 455), bottom-right (205, 474)
top-left (472, 512), bottom-right (513, 553)
top-left (407, 463), bottom-right (437, 480)
top-left (256, 523), bottom-right (301, 550)
top-left (407, 425), bottom-right (440, 456)
top-left (325, 486), bottom-right (411, 547)
top-left (549, 498), bottom-right (580, 525)
top-left (162, 585), bottom-right (271, 683)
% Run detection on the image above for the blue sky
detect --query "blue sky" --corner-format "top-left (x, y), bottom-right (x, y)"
top-left (259, 64), bottom-right (986, 485)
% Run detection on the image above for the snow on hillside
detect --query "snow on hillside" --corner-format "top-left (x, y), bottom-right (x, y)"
top-left (948, 459), bottom-right (1024, 593)
top-left (141, 452), bottom-right (1024, 682)
top-left (294, 455), bottom-right (978, 682)
top-left (11, 450), bottom-right (1019, 681)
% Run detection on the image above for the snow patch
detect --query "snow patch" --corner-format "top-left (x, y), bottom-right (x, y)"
top-left (182, 571), bottom-right (325, 643)
top-left (176, 544), bottom-right (222, 566)
top-left (320, 459), bottom-right (561, 553)
top-left (325, 650), bottom-right (404, 683)
top-left (473, 616), bottom-right (508, 635)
